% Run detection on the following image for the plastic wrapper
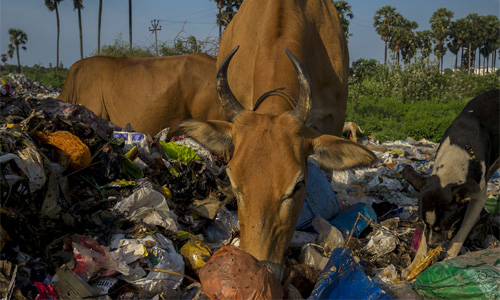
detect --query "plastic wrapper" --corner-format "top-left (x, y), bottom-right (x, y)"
top-left (34, 130), bottom-right (92, 170)
top-left (199, 246), bottom-right (283, 300)
top-left (65, 235), bottom-right (131, 282)
top-left (160, 141), bottom-right (201, 162)
top-left (413, 248), bottom-right (500, 299)
top-left (308, 248), bottom-right (391, 300)
top-left (113, 186), bottom-right (178, 232)
top-left (202, 207), bottom-right (239, 243)
top-left (0, 150), bottom-right (46, 193)
top-left (405, 245), bottom-right (442, 281)
top-left (299, 244), bottom-right (330, 271)
top-left (92, 276), bottom-right (118, 295)
top-left (34, 282), bottom-right (60, 300)
top-left (329, 202), bottom-right (377, 238)
top-left (296, 162), bottom-right (340, 230)
top-left (311, 217), bottom-right (344, 254)
top-left (179, 239), bottom-right (212, 270)
top-left (364, 230), bottom-right (397, 256)
top-left (120, 234), bottom-right (185, 298)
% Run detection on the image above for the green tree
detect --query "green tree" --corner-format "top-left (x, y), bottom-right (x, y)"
top-left (429, 8), bottom-right (454, 72)
top-left (45, 0), bottom-right (64, 70)
top-left (90, 34), bottom-right (153, 57)
top-left (449, 18), bottom-right (468, 69)
top-left (481, 15), bottom-right (499, 72)
top-left (7, 28), bottom-right (28, 73)
top-left (333, 0), bottom-right (354, 40)
top-left (389, 14), bottom-right (418, 64)
top-left (465, 13), bottom-right (481, 74)
top-left (129, 0), bottom-right (132, 51)
top-left (374, 6), bottom-right (398, 65)
top-left (73, 0), bottom-right (84, 60)
top-left (1, 54), bottom-right (7, 67)
top-left (212, 0), bottom-right (242, 40)
top-left (416, 30), bottom-right (433, 60)
top-left (159, 36), bottom-right (203, 56)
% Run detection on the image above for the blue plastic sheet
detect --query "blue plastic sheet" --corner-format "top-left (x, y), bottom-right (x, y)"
top-left (296, 163), bottom-right (340, 230)
top-left (329, 202), bottom-right (377, 237)
top-left (308, 248), bottom-right (392, 300)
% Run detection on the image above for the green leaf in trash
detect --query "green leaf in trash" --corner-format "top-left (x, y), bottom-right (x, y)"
top-left (160, 141), bottom-right (200, 163)
top-left (484, 195), bottom-right (500, 214)
top-left (120, 155), bottom-right (144, 179)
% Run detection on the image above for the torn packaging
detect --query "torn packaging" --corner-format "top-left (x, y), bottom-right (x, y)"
top-left (401, 89), bottom-right (500, 278)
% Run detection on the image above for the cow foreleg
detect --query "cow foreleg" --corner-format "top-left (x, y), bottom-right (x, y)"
top-left (445, 190), bottom-right (487, 259)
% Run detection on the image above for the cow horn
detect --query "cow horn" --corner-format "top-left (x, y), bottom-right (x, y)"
top-left (217, 45), bottom-right (246, 121)
top-left (285, 48), bottom-right (312, 127)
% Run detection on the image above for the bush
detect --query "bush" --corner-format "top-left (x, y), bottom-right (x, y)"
top-left (89, 34), bottom-right (154, 57)
top-left (346, 58), bottom-right (499, 142)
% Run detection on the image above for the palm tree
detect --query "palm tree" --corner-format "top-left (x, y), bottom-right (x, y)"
top-left (465, 13), bottom-right (480, 74)
top-left (333, 1), bottom-right (354, 40)
top-left (416, 30), bottom-right (433, 61)
top-left (7, 28), bottom-right (28, 73)
top-left (373, 6), bottom-right (398, 65)
top-left (73, 0), bottom-right (84, 60)
top-left (388, 13), bottom-right (417, 65)
top-left (429, 8), bottom-right (454, 73)
top-left (98, 0), bottom-right (103, 55)
top-left (212, 0), bottom-right (242, 40)
top-left (45, 0), bottom-right (64, 70)
top-left (128, 0), bottom-right (132, 51)
top-left (449, 18), bottom-right (468, 69)
top-left (481, 15), bottom-right (499, 72)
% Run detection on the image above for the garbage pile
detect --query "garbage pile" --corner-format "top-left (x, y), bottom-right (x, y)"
top-left (1, 80), bottom-right (499, 299)
top-left (2, 74), bottom-right (60, 100)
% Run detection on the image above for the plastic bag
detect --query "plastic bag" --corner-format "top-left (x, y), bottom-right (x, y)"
top-left (160, 141), bottom-right (201, 162)
top-left (311, 217), bottom-right (344, 254)
top-left (308, 248), bottom-right (391, 300)
top-left (413, 248), bottom-right (500, 299)
top-left (179, 239), bottom-right (212, 270)
top-left (113, 186), bottom-right (178, 232)
top-left (199, 246), bottom-right (283, 300)
top-left (296, 162), bottom-right (340, 230)
top-left (329, 202), bottom-right (377, 238)
top-left (202, 207), bottom-right (239, 243)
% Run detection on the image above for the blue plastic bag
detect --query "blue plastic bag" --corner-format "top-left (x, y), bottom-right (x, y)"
top-left (296, 163), bottom-right (340, 230)
top-left (329, 202), bottom-right (377, 237)
top-left (308, 248), bottom-right (392, 300)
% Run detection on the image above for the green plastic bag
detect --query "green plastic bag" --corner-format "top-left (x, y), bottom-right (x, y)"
top-left (160, 141), bottom-right (200, 163)
top-left (413, 248), bottom-right (500, 299)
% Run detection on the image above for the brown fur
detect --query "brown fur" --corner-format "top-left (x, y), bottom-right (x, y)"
top-left (216, 0), bottom-right (349, 136)
top-left (58, 54), bottom-right (228, 136)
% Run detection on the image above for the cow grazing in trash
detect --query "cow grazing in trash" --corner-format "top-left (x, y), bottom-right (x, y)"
top-left (181, 0), bottom-right (376, 281)
top-left (401, 89), bottom-right (499, 279)
top-left (58, 54), bottom-right (228, 137)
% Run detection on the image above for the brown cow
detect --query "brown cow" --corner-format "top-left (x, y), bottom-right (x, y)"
top-left (58, 54), bottom-right (228, 136)
top-left (184, 0), bottom-right (361, 280)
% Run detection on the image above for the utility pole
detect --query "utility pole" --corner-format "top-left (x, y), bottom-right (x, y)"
top-left (149, 19), bottom-right (161, 56)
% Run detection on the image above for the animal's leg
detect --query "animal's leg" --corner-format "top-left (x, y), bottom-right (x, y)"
top-left (445, 191), bottom-right (487, 259)
top-left (401, 227), bottom-right (428, 279)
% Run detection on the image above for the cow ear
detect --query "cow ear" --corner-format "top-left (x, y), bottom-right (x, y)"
top-left (451, 179), bottom-right (481, 204)
top-left (401, 165), bottom-right (428, 191)
top-left (179, 119), bottom-right (233, 153)
top-left (308, 134), bottom-right (377, 171)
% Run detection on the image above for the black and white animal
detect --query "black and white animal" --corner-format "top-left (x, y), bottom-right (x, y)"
top-left (401, 89), bottom-right (499, 278)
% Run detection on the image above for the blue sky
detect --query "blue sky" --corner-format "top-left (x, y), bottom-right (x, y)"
top-left (1, 0), bottom-right (499, 69)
